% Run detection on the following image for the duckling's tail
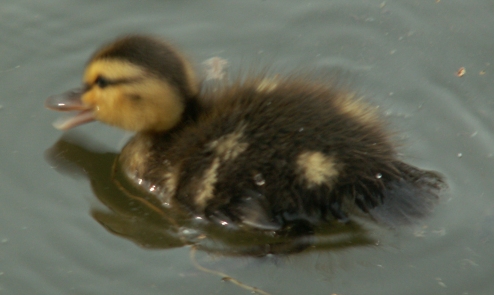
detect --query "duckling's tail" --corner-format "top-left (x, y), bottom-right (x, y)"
top-left (369, 162), bottom-right (446, 226)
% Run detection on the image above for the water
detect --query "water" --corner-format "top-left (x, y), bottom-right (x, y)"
top-left (2, 0), bottom-right (494, 294)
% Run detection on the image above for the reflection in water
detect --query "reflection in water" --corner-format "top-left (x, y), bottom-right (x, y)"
top-left (45, 133), bottom-right (377, 257)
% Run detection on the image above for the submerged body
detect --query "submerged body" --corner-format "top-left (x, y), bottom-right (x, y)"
top-left (46, 35), bottom-right (445, 232)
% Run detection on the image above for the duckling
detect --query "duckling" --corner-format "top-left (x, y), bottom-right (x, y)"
top-left (46, 35), bottom-right (445, 232)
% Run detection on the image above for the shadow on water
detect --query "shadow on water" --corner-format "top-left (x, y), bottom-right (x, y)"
top-left (45, 132), bottom-right (378, 257)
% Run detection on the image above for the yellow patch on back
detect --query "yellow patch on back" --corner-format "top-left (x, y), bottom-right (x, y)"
top-left (160, 169), bottom-right (178, 206)
top-left (256, 77), bottom-right (279, 93)
top-left (297, 151), bottom-right (339, 188)
top-left (195, 158), bottom-right (220, 208)
top-left (208, 127), bottom-right (248, 161)
top-left (336, 93), bottom-right (380, 126)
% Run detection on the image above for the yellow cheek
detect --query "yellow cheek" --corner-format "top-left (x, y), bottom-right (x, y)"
top-left (79, 76), bottom-right (184, 132)
top-left (81, 89), bottom-right (97, 107)
top-left (82, 88), bottom-right (130, 127)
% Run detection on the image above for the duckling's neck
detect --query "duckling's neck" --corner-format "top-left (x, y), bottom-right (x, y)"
top-left (150, 93), bottom-right (202, 136)
top-left (181, 94), bottom-right (202, 125)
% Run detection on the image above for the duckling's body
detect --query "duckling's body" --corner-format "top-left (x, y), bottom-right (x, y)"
top-left (46, 35), bottom-right (445, 231)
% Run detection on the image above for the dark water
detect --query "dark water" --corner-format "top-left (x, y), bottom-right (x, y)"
top-left (2, 0), bottom-right (494, 294)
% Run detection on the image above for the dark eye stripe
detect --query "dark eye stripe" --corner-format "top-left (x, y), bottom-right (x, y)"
top-left (90, 76), bottom-right (145, 89)
top-left (95, 76), bottom-right (110, 88)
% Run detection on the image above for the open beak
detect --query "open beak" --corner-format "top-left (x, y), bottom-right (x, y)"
top-left (45, 88), bottom-right (95, 130)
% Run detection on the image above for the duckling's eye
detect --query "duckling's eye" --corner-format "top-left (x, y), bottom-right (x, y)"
top-left (95, 76), bottom-right (110, 88)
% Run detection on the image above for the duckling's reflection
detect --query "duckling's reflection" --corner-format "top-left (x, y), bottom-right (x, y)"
top-left (46, 133), bottom-right (376, 256)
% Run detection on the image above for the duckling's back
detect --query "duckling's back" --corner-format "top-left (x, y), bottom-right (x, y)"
top-left (120, 77), bottom-right (444, 231)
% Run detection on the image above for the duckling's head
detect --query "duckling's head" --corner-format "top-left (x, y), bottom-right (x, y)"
top-left (46, 35), bottom-right (198, 132)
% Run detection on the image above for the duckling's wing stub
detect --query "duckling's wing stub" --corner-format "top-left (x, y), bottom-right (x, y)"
top-left (369, 162), bottom-right (446, 226)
